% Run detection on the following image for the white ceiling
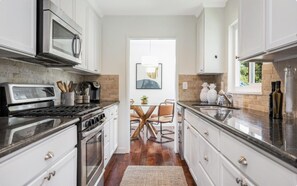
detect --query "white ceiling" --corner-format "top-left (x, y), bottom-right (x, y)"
top-left (93, 0), bottom-right (227, 16)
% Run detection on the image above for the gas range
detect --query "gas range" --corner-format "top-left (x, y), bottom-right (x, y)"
top-left (0, 83), bottom-right (106, 186)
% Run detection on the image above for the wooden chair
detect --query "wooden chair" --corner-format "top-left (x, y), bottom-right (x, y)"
top-left (130, 99), bottom-right (141, 134)
top-left (147, 101), bottom-right (175, 143)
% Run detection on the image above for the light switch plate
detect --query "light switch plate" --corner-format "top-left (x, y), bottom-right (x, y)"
top-left (182, 82), bottom-right (188, 90)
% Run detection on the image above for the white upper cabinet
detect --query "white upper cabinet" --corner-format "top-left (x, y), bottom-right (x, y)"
top-left (0, 0), bottom-right (36, 56)
top-left (50, 0), bottom-right (75, 19)
top-left (74, 0), bottom-right (88, 69)
top-left (86, 9), bottom-right (101, 74)
top-left (239, 0), bottom-right (265, 60)
top-left (266, 0), bottom-right (297, 51)
top-left (196, 8), bottom-right (225, 74)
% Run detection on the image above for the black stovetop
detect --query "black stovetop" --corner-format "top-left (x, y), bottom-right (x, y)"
top-left (14, 104), bottom-right (101, 117)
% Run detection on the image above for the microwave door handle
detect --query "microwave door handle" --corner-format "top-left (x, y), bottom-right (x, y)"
top-left (76, 36), bottom-right (82, 57)
top-left (72, 35), bottom-right (77, 57)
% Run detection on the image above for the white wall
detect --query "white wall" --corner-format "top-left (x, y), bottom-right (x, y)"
top-left (129, 40), bottom-right (176, 104)
top-left (101, 16), bottom-right (197, 153)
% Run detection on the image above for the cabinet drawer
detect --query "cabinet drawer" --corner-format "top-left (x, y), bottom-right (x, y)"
top-left (199, 134), bottom-right (220, 185)
top-left (185, 109), bottom-right (220, 149)
top-left (221, 132), bottom-right (297, 186)
top-left (196, 162), bottom-right (215, 186)
top-left (0, 126), bottom-right (77, 186)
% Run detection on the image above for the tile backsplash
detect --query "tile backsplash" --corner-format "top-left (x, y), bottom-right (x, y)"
top-left (178, 74), bottom-right (217, 101)
top-left (84, 75), bottom-right (119, 101)
top-left (178, 61), bottom-right (296, 114)
top-left (0, 58), bottom-right (119, 103)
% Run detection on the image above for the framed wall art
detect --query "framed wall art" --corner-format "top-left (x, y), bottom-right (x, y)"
top-left (136, 63), bottom-right (162, 89)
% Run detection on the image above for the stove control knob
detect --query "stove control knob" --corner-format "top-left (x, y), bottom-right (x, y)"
top-left (84, 121), bottom-right (90, 128)
top-left (90, 119), bottom-right (95, 126)
top-left (95, 116), bottom-right (100, 123)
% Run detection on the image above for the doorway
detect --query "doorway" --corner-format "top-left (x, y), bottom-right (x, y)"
top-left (128, 39), bottom-right (177, 145)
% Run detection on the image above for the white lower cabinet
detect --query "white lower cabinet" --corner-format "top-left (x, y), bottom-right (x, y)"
top-left (28, 148), bottom-right (77, 186)
top-left (220, 155), bottom-right (255, 186)
top-left (0, 125), bottom-right (77, 186)
top-left (184, 109), bottom-right (297, 186)
top-left (183, 121), bottom-right (191, 167)
top-left (103, 104), bottom-right (119, 167)
top-left (199, 133), bottom-right (219, 185)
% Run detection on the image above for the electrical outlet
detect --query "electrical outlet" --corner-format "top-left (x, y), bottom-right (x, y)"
top-left (182, 82), bottom-right (188, 90)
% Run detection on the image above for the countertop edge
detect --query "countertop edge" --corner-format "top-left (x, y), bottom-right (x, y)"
top-left (177, 102), bottom-right (297, 170)
top-left (0, 118), bottom-right (79, 161)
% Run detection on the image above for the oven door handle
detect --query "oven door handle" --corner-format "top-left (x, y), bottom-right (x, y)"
top-left (82, 124), bottom-right (103, 138)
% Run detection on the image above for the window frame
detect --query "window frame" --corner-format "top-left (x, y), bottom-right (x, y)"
top-left (228, 20), bottom-right (262, 95)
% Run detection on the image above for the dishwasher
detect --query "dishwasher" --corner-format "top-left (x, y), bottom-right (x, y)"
top-left (177, 104), bottom-right (184, 160)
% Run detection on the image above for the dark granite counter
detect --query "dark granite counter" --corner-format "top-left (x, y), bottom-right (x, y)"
top-left (0, 117), bottom-right (79, 159)
top-left (178, 101), bottom-right (297, 169)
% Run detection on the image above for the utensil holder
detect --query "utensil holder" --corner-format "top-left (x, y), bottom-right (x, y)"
top-left (61, 92), bottom-right (74, 106)
top-left (75, 95), bottom-right (83, 104)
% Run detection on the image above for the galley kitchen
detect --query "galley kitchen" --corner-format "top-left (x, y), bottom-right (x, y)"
top-left (0, 0), bottom-right (297, 186)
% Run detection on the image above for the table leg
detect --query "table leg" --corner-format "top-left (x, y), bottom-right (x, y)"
top-left (131, 105), bottom-right (157, 140)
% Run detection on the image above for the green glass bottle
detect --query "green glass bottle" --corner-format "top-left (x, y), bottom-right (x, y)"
top-left (273, 81), bottom-right (283, 119)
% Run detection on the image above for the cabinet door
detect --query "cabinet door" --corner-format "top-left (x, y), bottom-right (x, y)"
top-left (239, 0), bottom-right (265, 59)
top-left (183, 121), bottom-right (191, 166)
top-left (199, 133), bottom-right (220, 185)
top-left (86, 9), bottom-right (96, 72)
top-left (60, 0), bottom-right (74, 19)
top-left (189, 126), bottom-right (200, 183)
top-left (196, 11), bottom-right (205, 73)
top-left (112, 116), bottom-right (118, 152)
top-left (75, 0), bottom-right (87, 69)
top-left (0, 0), bottom-right (36, 56)
top-left (47, 149), bottom-right (77, 186)
top-left (266, 0), bottom-right (297, 51)
top-left (220, 155), bottom-right (255, 186)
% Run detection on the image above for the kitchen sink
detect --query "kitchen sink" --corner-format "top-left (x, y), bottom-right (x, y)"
top-left (192, 104), bottom-right (240, 110)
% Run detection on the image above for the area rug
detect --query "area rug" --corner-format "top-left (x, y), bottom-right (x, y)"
top-left (120, 166), bottom-right (188, 186)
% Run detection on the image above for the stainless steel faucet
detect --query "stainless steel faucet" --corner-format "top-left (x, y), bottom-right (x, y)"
top-left (217, 90), bottom-right (233, 107)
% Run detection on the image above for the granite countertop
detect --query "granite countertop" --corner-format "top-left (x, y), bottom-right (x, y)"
top-left (0, 117), bottom-right (79, 160)
top-left (0, 101), bottom-right (119, 160)
top-left (178, 101), bottom-right (297, 169)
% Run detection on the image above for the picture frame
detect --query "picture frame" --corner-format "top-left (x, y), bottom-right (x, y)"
top-left (136, 63), bottom-right (162, 89)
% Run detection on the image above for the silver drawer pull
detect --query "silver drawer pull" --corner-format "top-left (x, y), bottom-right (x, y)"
top-left (204, 155), bottom-right (208, 162)
top-left (238, 156), bottom-right (248, 165)
top-left (49, 171), bottom-right (56, 177)
top-left (204, 131), bottom-right (209, 136)
top-left (236, 177), bottom-right (242, 184)
top-left (44, 175), bottom-right (51, 181)
top-left (44, 151), bottom-right (54, 160)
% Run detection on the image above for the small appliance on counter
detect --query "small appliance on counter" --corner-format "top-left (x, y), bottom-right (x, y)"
top-left (84, 81), bottom-right (101, 103)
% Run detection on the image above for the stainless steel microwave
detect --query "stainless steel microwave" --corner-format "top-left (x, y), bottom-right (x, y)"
top-left (36, 0), bottom-right (82, 66)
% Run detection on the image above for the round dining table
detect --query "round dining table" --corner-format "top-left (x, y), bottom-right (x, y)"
top-left (130, 103), bottom-right (159, 140)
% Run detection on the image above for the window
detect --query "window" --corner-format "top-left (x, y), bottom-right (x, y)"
top-left (228, 21), bottom-right (262, 94)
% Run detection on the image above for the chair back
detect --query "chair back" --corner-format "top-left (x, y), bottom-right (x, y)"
top-left (158, 102), bottom-right (175, 123)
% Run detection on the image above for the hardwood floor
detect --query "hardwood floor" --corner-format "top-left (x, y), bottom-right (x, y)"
top-left (104, 127), bottom-right (196, 186)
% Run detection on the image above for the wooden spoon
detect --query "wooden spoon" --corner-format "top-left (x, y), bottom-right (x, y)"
top-left (56, 81), bottom-right (66, 93)
top-left (68, 81), bottom-right (74, 92)
top-left (64, 82), bottom-right (69, 92)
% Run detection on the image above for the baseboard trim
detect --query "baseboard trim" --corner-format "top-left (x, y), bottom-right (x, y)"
top-left (115, 147), bottom-right (130, 154)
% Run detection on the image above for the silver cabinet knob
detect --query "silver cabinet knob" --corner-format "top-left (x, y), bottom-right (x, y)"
top-left (187, 126), bottom-right (190, 129)
top-left (204, 131), bottom-right (209, 136)
top-left (49, 171), bottom-right (56, 177)
top-left (44, 151), bottom-right (54, 160)
top-left (236, 177), bottom-right (242, 184)
top-left (44, 175), bottom-right (51, 181)
top-left (204, 155), bottom-right (208, 162)
top-left (238, 156), bottom-right (248, 165)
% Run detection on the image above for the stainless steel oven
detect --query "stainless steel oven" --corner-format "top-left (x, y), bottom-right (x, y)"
top-left (79, 111), bottom-right (106, 186)
top-left (37, 0), bottom-right (82, 66)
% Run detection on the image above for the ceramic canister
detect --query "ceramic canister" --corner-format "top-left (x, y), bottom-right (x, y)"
top-left (200, 82), bottom-right (209, 102)
top-left (207, 83), bottom-right (217, 103)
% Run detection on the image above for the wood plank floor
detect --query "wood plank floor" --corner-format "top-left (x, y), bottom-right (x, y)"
top-left (104, 127), bottom-right (196, 186)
